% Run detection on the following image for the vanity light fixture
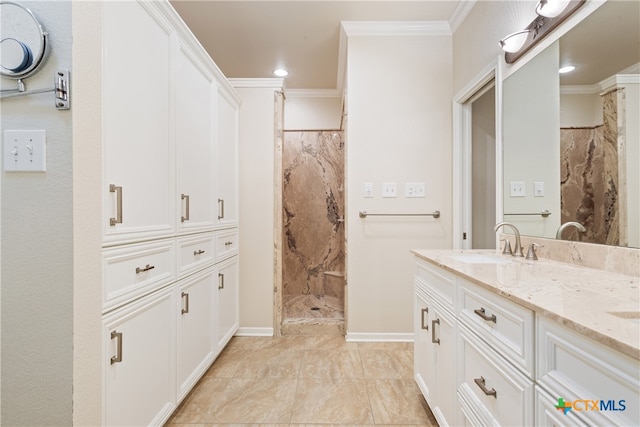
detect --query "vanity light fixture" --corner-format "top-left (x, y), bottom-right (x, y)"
top-left (273, 68), bottom-right (288, 77)
top-left (500, 0), bottom-right (585, 64)
top-left (559, 65), bottom-right (576, 73)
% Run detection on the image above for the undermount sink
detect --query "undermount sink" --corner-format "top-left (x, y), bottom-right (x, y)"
top-left (449, 254), bottom-right (511, 264)
top-left (608, 311), bottom-right (640, 325)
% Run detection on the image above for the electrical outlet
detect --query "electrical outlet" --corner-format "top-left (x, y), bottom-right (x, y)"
top-left (510, 181), bottom-right (526, 197)
top-left (405, 182), bottom-right (425, 198)
top-left (382, 182), bottom-right (397, 198)
top-left (534, 181), bottom-right (544, 197)
top-left (3, 130), bottom-right (46, 172)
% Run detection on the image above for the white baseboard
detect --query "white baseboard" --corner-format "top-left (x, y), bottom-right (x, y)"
top-left (234, 327), bottom-right (274, 337)
top-left (345, 332), bottom-right (414, 342)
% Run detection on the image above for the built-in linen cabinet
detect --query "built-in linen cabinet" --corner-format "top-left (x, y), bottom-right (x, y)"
top-left (100, 1), bottom-right (241, 424)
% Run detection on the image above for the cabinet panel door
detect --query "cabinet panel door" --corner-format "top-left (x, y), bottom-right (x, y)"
top-left (432, 303), bottom-right (457, 426)
top-left (103, 1), bottom-right (175, 244)
top-left (216, 257), bottom-right (239, 349)
top-left (216, 87), bottom-right (239, 227)
top-left (104, 287), bottom-right (176, 426)
top-left (177, 268), bottom-right (216, 401)
top-left (414, 284), bottom-right (434, 402)
top-left (176, 43), bottom-right (217, 233)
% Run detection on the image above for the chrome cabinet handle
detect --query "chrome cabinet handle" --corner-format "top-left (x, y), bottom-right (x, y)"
top-left (135, 264), bottom-right (155, 274)
top-left (218, 272), bottom-right (224, 290)
top-left (474, 307), bottom-right (497, 323)
top-left (181, 291), bottom-right (189, 314)
top-left (110, 331), bottom-right (123, 364)
top-left (431, 318), bottom-right (440, 344)
top-left (474, 376), bottom-right (497, 398)
top-left (421, 308), bottom-right (429, 330)
top-left (217, 198), bottom-right (224, 220)
top-left (181, 193), bottom-right (190, 222)
top-left (193, 249), bottom-right (205, 256)
top-left (109, 184), bottom-right (123, 226)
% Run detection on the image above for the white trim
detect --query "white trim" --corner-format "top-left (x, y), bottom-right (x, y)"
top-left (560, 84), bottom-right (600, 95)
top-left (285, 89), bottom-right (341, 98)
top-left (341, 21), bottom-right (451, 37)
top-left (228, 78), bottom-right (284, 89)
top-left (345, 332), bottom-right (414, 343)
top-left (449, 0), bottom-right (476, 33)
top-left (337, 24), bottom-right (348, 93)
top-left (234, 327), bottom-right (274, 337)
top-left (452, 57), bottom-right (503, 250)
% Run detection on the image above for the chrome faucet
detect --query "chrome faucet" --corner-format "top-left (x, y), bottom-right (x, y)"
top-left (494, 222), bottom-right (524, 257)
top-left (556, 221), bottom-right (586, 240)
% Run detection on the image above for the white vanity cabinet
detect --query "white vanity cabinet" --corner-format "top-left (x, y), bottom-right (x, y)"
top-left (102, 1), bottom-right (175, 245)
top-left (103, 286), bottom-right (176, 427)
top-left (414, 261), bottom-right (458, 426)
top-left (99, 1), bottom-right (241, 425)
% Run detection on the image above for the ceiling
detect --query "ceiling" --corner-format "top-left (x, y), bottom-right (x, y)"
top-left (169, 1), bottom-right (639, 90)
top-left (169, 1), bottom-right (463, 90)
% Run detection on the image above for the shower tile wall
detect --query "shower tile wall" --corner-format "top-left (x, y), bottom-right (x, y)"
top-left (560, 88), bottom-right (623, 245)
top-left (283, 131), bottom-right (345, 299)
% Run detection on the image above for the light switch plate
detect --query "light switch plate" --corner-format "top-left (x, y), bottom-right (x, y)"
top-left (3, 130), bottom-right (46, 172)
top-left (405, 182), bottom-right (425, 198)
top-left (382, 182), bottom-right (397, 198)
top-left (363, 182), bottom-right (374, 198)
top-left (510, 181), bottom-right (525, 197)
top-left (534, 181), bottom-right (544, 197)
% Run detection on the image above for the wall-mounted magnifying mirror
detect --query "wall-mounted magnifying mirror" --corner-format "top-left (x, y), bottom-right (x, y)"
top-left (0, 1), bottom-right (49, 79)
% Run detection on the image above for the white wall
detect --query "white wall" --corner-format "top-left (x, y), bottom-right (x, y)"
top-left (284, 91), bottom-right (342, 130)
top-left (0, 1), bottom-right (73, 424)
top-left (231, 80), bottom-right (283, 333)
top-left (621, 81), bottom-right (640, 247)
top-left (345, 32), bottom-right (453, 337)
top-left (560, 92), bottom-right (602, 127)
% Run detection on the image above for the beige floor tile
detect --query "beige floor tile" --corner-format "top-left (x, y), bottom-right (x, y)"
top-left (357, 341), bottom-right (414, 352)
top-left (299, 349), bottom-right (363, 379)
top-left (367, 379), bottom-right (437, 425)
top-left (170, 378), bottom-right (298, 424)
top-left (359, 349), bottom-right (414, 379)
top-left (214, 349), bottom-right (303, 379)
top-left (290, 378), bottom-right (373, 424)
top-left (302, 334), bottom-right (357, 351)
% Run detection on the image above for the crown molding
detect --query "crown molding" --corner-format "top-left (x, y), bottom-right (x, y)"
top-left (285, 89), bottom-right (342, 98)
top-left (228, 78), bottom-right (284, 89)
top-left (449, 0), bottom-right (476, 33)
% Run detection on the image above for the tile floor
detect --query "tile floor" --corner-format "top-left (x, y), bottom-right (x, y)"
top-left (165, 335), bottom-right (438, 426)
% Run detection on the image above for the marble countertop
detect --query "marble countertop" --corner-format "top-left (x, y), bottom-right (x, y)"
top-left (411, 249), bottom-right (640, 360)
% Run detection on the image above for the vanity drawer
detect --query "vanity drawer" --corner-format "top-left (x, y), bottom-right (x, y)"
top-left (415, 260), bottom-right (455, 310)
top-left (103, 239), bottom-right (176, 312)
top-left (177, 233), bottom-right (215, 278)
top-left (537, 317), bottom-right (639, 427)
top-left (216, 229), bottom-right (238, 262)
top-left (458, 278), bottom-right (534, 377)
top-left (458, 324), bottom-right (534, 427)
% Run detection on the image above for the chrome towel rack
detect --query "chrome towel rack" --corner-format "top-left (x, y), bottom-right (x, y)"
top-left (359, 210), bottom-right (440, 219)
top-left (504, 210), bottom-right (551, 218)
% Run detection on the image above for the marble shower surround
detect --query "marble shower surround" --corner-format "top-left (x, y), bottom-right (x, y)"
top-left (282, 130), bottom-right (345, 300)
top-left (560, 88), bottom-right (624, 245)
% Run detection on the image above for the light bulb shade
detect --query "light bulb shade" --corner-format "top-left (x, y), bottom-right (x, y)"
top-left (499, 30), bottom-right (531, 53)
top-left (535, 0), bottom-right (570, 18)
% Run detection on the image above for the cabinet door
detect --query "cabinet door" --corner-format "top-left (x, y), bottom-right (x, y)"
top-left (103, 1), bottom-right (175, 244)
top-left (176, 42), bottom-right (217, 233)
top-left (177, 268), bottom-right (217, 401)
top-left (431, 302), bottom-right (457, 426)
top-left (216, 86), bottom-right (239, 227)
top-left (414, 285), bottom-right (435, 402)
top-left (216, 256), bottom-right (239, 350)
top-left (104, 287), bottom-right (176, 426)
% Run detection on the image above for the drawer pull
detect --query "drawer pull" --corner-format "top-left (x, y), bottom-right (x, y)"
top-left (181, 193), bottom-right (190, 222)
top-left (431, 318), bottom-right (440, 344)
top-left (421, 308), bottom-right (428, 330)
top-left (110, 331), bottom-right (123, 364)
top-left (474, 307), bottom-right (497, 323)
top-left (181, 291), bottom-right (189, 314)
top-left (218, 272), bottom-right (224, 290)
top-left (224, 241), bottom-right (233, 247)
top-left (109, 184), bottom-right (123, 226)
top-left (474, 376), bottom-right (497, 398)
top-left (193, 249), bottom-right (205, 256)
top-left (218, 198), bottom-right (225, 220)
top-left (135, 264), bottom-right (155, 274)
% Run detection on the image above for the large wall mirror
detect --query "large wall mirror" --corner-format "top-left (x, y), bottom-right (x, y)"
top-left (503, 0), bottom-right (640, 248)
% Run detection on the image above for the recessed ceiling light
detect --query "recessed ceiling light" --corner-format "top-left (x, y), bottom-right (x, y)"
top-left (559, 65), bottom-right (576, 74)
top-left (273, 68), bottom-right (288, 77)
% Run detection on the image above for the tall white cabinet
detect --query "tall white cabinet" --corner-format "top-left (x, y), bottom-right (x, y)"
top-left (100, 1), bottom-right (240, 425)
